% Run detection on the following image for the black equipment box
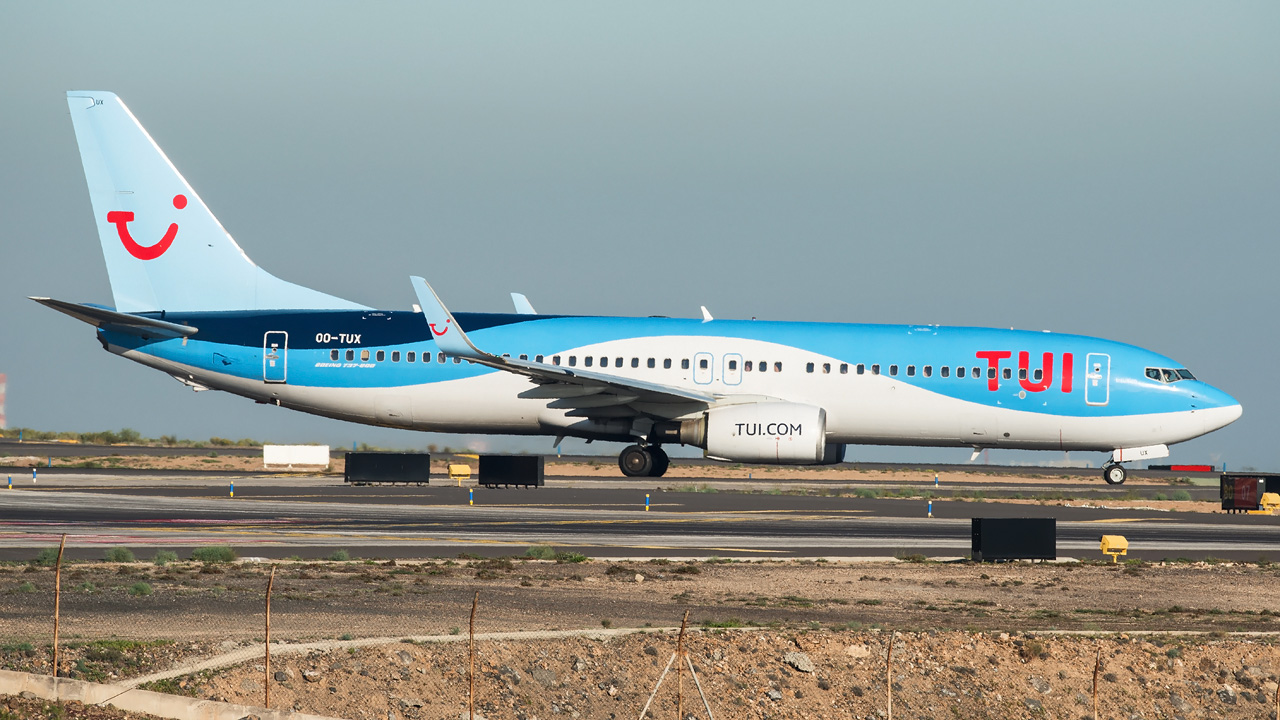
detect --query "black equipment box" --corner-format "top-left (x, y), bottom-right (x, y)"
top-left (971, 518), bottom-right (1056, 562)
top-left (1220, 473), bottom-right (1280, 512)
top-left (344, 452), bottom-right (431, 485)
top-left (478, 455), bottom-right (544, 488)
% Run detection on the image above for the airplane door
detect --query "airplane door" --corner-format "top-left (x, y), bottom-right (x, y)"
top-left (723, 353), bottom-right (743, 386)
top-left (1085, 353), bottom-right (1109, 406)
top-left (693, 352), bottom-right (714, 384)
top-left (263, 332), bottom-right (288, 384)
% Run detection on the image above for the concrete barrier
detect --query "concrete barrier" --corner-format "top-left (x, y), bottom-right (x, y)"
top-left (0, 669), bottom-right (346, 720)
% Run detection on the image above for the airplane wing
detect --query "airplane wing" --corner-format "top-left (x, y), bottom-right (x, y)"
top-left (510, 293), bottom-right (537, 315)
top-left (410, 277), bottom-right (716, 406)
top-left (31, 297), bottom-right (198, 339)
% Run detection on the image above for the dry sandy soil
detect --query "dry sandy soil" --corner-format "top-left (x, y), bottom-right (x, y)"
top-left (5, 558), bottom-right (1280, 718)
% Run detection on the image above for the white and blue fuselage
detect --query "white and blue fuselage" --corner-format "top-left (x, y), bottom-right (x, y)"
top-left (43, 91), bottom-right (1242, 483)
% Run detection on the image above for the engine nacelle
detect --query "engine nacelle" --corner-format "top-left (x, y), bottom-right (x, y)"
top-left (703, 403), bottom-right (829, 464)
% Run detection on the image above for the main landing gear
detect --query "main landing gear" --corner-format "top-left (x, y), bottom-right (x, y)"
top-left (1102, 463), bottom-right (1128, 485)
top-left (619, 444), bottom-right (670, 478)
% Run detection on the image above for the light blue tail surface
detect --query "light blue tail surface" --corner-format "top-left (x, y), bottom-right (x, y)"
top-left (66, 91), bottom-right (366, 313)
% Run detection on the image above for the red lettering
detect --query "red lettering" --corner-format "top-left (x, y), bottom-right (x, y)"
top-left (975, 351), bottom-right (1011, 391)
top-left (1061, 352), bottom-right (1073, 393)
top-left (1018, 351), bottom-right (1054, 392)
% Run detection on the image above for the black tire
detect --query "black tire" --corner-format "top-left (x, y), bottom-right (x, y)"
top-left (619, 445), bottom-right (653, 477)
top-left (1103, 464), bottom-right (1127, 485)
top-left (647, 446), bottom-right (670, 477)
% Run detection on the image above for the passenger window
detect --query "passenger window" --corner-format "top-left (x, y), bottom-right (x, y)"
top-left (728, 360), bottom-right (738, 371)
top-left (552, 355), bottom-right (561, 366)
top-left (600, 356), bottom-right (607, 367)
top-left (906, 365), bottom-right (915, 377)
top-left (502, 353), bottom-right (510, 359)
top-left (839, 363), bottom-right (848, 374)
top-left (535, 354), bottom-right (544, 363)
top-left (973, 367), bottom-right (980, 379)
top-left (407, 351), bottom-right (416, 363)
top-left (330, 349), bottom-right (339, 361)
top-left (453, 357), bottom-right (461, 364)
top-left (1034, 369), bottom-right (1043, 381)
top-left (616, 357), bottom-right (624, 368)
top-left (438, 352), bottom-right (446, 363)
top-left (391, 351), bottom-right (400, 363)
top-left (584, 357), bottom-right (593, 367)
top-left (682, 359), bottom-right (690, 370)
top-left (519, 354), bottom-right (528, 361)
top-left (631, 358), bottom-right (639, 368)
top-left (823, 363), bottom-right (831, 374)
top-left (871, 364), bottom-right (880, 375)
top-left (774, 362), bottom-right (782, 372)
top-left (569, 356), bottom-right (577, 367)
top-left (759, 361), bottom-right (768, 373)
top-left (987, 368), bottom-right (996, 379)
top-left (1019, 368), bottom-right (1028, 380)
top-left (346, 349), bottom-right (354, 361)
top-left (923, 365), bottom-right (932, 378)
top-left (889, 364), bottom-right (898, 376)
top-left (856, 364), bottom-right (865, 375)
top-left (1003, 368), bottom-right (1012, 379)
top-left (647, 358), bottom-right (655, 368)
top-left (361, 350), bottom-right (370, 362)
top-left (941, 366), bottom-right (950, 378)
top-left (957, 366), bottom-right (965, 378)
top-left (664, 359), bottom-right (672, 369)
top-left (699, 358), bottom-right (709, 370)
top-left (745, 361), bottom-right (753, 372)
top-left (376, 350), bottom-right (385, 362)
top-left (806, 362), bottom-right (815, 373)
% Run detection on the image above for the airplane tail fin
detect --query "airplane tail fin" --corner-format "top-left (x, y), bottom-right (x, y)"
top-left (65, 91), bottom-right (366, 313)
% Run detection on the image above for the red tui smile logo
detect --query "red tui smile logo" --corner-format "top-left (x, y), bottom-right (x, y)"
top-left (108, 194), bottom-right (187, 260)
top-left (430, 319), bottom-right (450, 337)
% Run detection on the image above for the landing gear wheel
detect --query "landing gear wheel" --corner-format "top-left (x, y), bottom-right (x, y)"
top-left (619, 445), bottom-right (654, 477)
top-left (647, 446), bottom-right (670, 477)
top-left (1103, 464), bottom-right (1127, 485)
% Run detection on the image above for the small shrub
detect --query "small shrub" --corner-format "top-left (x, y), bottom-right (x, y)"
top-left (1172, 490), bottom-right (1192, 502)
top-left (524, 545), bottom-right (556, 560)
top-left (450, 627), bottom-right (461, 635)
top-left (554, 552), bottom-right (588, 564)
top-left (328, 549), bottom-right (351, 562)
top-left (600, 619), bottom-right (613, 628)
top-left (104, 547), bottom-right (135, 563)
top-left (129, 582), bottom-right (153, 596)
top-left (152, 550), bottom-right (178, 567)
top-left (33, 548), bottom-right (60, 567)
top-left (16, 581), bottom-right (36, 593)
top-left (191, 546), bottom-right (237, 564)
top-left (340, 633), bottom-right (353, 641)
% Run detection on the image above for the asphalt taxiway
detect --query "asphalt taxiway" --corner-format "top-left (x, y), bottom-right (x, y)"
top-left (0, 471), bottom-right (1273, 562)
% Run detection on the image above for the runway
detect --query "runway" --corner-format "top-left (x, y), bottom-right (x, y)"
top-left (0, 473), bottom-right (1275, 561)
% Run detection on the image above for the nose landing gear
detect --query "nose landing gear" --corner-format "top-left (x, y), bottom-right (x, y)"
top-left (1103, 463), bottom-right (1128, 485)
top-left (619, 444), bottom-right (670, 477)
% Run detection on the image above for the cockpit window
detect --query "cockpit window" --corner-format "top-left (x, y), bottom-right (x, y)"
top-left (1146, 367), bottom-right (1196, 383)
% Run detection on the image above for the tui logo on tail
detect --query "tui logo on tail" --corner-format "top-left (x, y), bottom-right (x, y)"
top-left (107, 194), bottom-right (187, 260)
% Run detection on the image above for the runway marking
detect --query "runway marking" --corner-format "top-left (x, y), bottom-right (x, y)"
top-left (1079, 518), bottom-right (1158, 524)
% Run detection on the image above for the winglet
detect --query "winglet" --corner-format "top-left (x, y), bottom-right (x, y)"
top-left (700, 306), bottom-right (714, 323)
top-left (511, 293), bottom-right (537, 315)
top-left (409, 277), bottom-right (487, 360)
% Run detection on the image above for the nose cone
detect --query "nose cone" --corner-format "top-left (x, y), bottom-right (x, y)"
top-left (1196, 384), bottom-right (1242, 434)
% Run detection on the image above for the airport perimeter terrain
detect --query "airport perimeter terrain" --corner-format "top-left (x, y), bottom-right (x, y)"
top-left (4, 441), bottom-right (1280, 718)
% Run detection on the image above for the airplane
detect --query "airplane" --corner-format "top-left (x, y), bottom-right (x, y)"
top-left (37, 91), bottom-right (1242, 485)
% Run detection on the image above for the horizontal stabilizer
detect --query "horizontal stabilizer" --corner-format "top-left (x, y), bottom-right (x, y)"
top-left (511, 293), bottom-right (537, 315)
top-left (30, 297), bottom-right (197, 338)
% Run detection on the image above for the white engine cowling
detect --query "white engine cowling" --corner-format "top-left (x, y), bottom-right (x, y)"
top-left (704, 403), bottom-right (828, 464)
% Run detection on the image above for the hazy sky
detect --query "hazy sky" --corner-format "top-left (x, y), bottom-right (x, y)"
top-left (1, 3), bottom-right (1277, 468)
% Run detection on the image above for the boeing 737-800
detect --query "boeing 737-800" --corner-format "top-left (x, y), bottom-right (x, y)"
top-left (37, 91), bottom-right (1242, 484)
